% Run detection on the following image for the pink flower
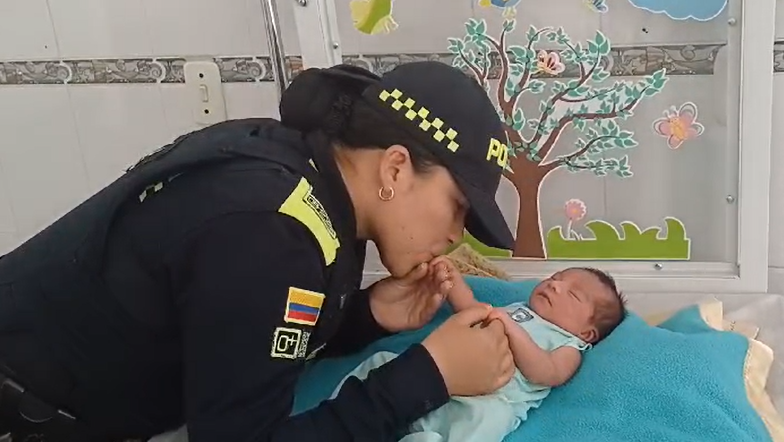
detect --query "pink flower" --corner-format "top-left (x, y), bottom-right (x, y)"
top-left (564, 199), bottom-right (587, 222)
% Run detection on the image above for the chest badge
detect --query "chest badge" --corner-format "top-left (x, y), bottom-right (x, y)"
top-left (510, 308), bottom-right (533, 323)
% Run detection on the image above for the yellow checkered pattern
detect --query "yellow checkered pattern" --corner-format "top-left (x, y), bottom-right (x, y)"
top-left (378, 88), bottom-right (459, 152)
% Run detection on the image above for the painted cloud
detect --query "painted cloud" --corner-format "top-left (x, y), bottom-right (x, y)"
top-left (627, 0), bottom-right (728, 21)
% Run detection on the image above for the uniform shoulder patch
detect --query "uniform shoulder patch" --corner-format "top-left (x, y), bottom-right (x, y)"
top-left (284, 287), bottom-right (325, 327)
top-left (277, 177), bottom-right (340, 265)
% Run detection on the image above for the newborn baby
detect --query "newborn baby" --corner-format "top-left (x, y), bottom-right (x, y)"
top-left (331, 263), bottom-right (626, 442)
top-left (408, 262), bottom-right (627, 442)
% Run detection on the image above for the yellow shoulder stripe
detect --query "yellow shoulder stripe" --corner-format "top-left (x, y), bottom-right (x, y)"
top-left (278, 177), bottom-right (340, 266)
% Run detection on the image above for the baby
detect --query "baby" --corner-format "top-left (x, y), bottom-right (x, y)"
top-left (401, 261), bottom-right (627, 441)
top-left (332, 263), bottom-right (626, 442)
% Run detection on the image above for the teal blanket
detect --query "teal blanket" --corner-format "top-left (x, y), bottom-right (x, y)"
top-left (293, 277), bottom-right (772, 441)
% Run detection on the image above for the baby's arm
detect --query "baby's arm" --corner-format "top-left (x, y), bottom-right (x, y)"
top-left (431, 256), bottom-right (482, 313)
top-left (489, 309), bottom-right (582, 387)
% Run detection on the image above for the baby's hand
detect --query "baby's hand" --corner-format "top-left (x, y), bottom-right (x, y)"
top-left (487, 307), bottom-right (512, 327)
top-left (428, 256), bottom-right (476, 312)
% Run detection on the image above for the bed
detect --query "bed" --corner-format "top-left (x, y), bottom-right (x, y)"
top-left (149, 245), bottom-right (784, 442)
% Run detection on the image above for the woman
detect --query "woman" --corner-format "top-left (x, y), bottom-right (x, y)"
top-left (0, 61), bottom-right (516, 442)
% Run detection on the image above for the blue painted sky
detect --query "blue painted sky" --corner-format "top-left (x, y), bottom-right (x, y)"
top-left (627, 0), bottom-right (728, 21)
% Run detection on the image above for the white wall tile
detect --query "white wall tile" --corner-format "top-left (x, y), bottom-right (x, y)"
top-left (0, 86), bottom-right (90, 239)
top-left (159, 84), bottom-right (200, 140)
top-left (68, 85), bottom-right (171, 192)
top-left (159, 82), bottom-right (281, 140)
top-left (143, 0), bottom-right (275, 57)
top-left (224, 82), bottom-right (280, 120)
top-left (48, 0), bottom-right (153, 59)
top-left (0, 0), bottom-right (59, 60)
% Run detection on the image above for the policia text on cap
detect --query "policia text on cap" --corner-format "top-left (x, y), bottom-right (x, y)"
top-left (0, 61), bottom-right (517, 441)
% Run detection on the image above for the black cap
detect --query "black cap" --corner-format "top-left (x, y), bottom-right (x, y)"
top-left (359, 61), bottom-right (515, 250)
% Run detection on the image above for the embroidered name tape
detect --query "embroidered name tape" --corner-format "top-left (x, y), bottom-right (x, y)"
top-left (284, 287), bottom-right (325, 327)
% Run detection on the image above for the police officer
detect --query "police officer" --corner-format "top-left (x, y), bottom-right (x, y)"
top-left (0, 61), bottom-right (516, 442)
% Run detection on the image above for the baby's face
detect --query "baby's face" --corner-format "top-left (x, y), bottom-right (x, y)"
top-left (528, 268), bottom-right (611, 343)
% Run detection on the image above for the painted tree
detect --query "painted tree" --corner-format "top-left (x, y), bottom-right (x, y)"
top-left (447, 18), bottom-right (668, 258)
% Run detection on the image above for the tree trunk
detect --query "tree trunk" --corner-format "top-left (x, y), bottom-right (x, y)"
top-left (513, 182), bottom-right (545, 258)
top-left (504, 159), bottom-right (549, 259)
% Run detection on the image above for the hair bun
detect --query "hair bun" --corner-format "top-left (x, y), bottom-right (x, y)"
top-left (279, 68), bottom-right (337, 133)
top-left (279, 65), bottom-right (379, 135)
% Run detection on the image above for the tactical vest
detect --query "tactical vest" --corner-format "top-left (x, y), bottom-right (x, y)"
top-left (0, 119), bottom-right (362, 422)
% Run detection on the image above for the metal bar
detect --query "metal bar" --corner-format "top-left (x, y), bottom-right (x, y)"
top-left (260, 0), bottom-right (288, 99)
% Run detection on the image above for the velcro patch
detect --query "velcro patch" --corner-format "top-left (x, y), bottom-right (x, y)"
top-left (284, 287), bottom-right (325, 327)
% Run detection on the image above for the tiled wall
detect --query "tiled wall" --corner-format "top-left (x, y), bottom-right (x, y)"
top-left (1, 0), bottom-right (784, 292)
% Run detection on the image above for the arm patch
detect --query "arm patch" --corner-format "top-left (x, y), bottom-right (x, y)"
top-left (277, 177), bottom-right (340, 266)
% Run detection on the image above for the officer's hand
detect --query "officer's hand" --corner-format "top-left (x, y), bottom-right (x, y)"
top-left (422, 304), bottom-right (515, 397)
top-left (368, 259), bottom-right (450, 333)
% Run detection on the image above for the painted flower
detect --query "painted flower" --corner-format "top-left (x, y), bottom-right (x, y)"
top-left (652, 102), bottom-right (705, 149)
top-left (536, 50), bottom-right (566, 76)
top-left (564, 199), bottom-right (587, 221)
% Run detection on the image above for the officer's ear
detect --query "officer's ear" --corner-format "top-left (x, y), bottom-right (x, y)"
top-left (378, 144), bottom-right (417, 191)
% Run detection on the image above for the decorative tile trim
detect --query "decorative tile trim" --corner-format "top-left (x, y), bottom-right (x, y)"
top-left (0, 43), bottom-right (733, 86)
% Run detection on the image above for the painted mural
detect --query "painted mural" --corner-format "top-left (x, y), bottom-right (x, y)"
top-left (445, 14), bottom-right (695, 260)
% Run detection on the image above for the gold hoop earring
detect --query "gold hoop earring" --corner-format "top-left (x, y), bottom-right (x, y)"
top-left (378, 186), bottom-right (395, 201)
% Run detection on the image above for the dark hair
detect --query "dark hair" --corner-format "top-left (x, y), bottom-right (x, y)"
top-left (579, 267), bottom-right (626, 341)
top-left (279, 67), bottom-right (442, 174)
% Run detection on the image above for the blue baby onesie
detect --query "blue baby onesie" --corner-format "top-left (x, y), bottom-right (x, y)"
top-left (331, 302), bottom-right (590, 442)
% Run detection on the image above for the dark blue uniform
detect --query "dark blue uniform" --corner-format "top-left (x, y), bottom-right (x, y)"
top-left (0, 119), bottom-right (448, 441)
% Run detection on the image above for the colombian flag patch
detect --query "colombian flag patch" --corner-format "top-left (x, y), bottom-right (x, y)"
top-left (284, 287), bottom-right (325, 327)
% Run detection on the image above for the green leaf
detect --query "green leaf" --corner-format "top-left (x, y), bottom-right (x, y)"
top-left (528, 119), bottom-right (539, 129)
top-left (606, 120), bottom-right (619, 135)
top-left (619, 130), bottom-right (633, 139)
top-left (651, 77), bottom-right (666, 90)
top-left (529, 80), bottom-right (546, 94)
top-left (594, 31), bottom-right (610, 55)
top-left (621, 138), bottom-right (638, 147)
top-left (503, 19), bottom-right (515, 33)
top-left (591, 70), bottom-right (610, 83)
top-left (643, 88), bottom-right (658, 96)
top-left (509, 63), bottom-right (524, 76)
top-left (476, 19), bottom-right (487, 35)
top-left (587, 41), bottom-right (599, 55)
top-left (551, 81), bottom-right (566, 94)
top-left (465, 19), bottom-right (477, 36)
top-left (573, 118), bottom-right (586, 131)
top-left (526, 26), bottom-right (539, 43)
top-left (509, 46), bottom-right (528, 63)
top-left (447, 38), bottom-right (464, 54)
top-left (513, 108), bottom-right (524, 124)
